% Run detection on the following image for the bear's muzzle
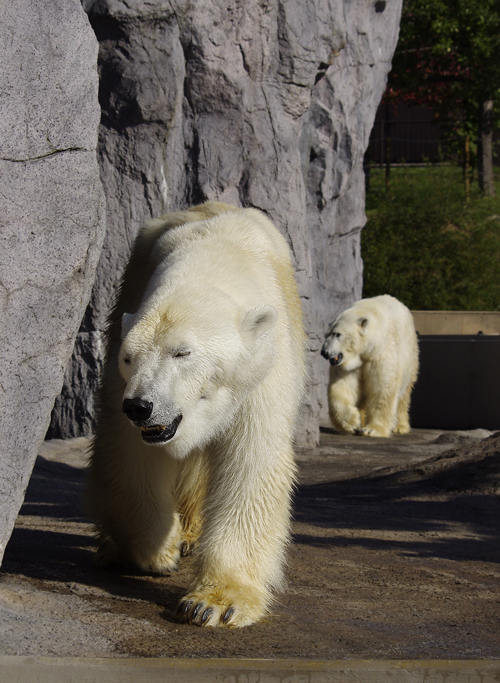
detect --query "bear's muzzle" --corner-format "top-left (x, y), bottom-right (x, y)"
top-left (320, 346), bottom-right (343, 366)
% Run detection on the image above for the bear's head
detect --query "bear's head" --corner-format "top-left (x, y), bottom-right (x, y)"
top-left (118, 287), bottom-right (278, 458)
top-left (321, 311), bottom-right (369, 371)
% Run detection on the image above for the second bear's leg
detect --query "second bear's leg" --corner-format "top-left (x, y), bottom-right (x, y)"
top-left (359, 364), bottom-right (399, 437)
top-left (176, 421), bottom-right (295, 627)
top-left (394, 372), bottom-right (417, 434)
top-left (328, 368), bottom-right (362, 434)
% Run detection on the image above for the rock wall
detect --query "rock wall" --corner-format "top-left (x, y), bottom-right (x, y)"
top-left (49, 0), bottom-right (402, 445)
top-left (0, 0), bottom-right (105, 564)
top-left (302, 0), bottom-right (403, 424)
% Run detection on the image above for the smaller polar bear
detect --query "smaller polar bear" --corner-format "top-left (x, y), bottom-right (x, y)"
top-left (321, 295), bottom-right (419, 437)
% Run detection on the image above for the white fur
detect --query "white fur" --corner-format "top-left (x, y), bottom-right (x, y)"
top-left (322, 295), bottom-right (419, 437)
top-left (86, 202), bottom-right (305, 627)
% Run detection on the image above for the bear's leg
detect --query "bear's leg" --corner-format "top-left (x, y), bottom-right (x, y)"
top-left (359, 406), bottom-right (394, 436)
top-left (359, 366), bottom-right (399, 437)
top-left (328, 369), bottom-right (362, 434)
top-left (88, 425), bottom-right (183, 574)
top-left (175, 449), bottom-right (208, 557)
top-left (176, 422), bottom-right (295, 628)
top-left (394, 374), bottom-right (416, 434)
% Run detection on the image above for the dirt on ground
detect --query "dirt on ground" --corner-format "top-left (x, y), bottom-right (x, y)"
top-left (1, 426), bottom-right (499, 659)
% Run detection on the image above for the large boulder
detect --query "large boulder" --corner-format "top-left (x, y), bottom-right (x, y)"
top-left (50, 0), bottom-right (402, 444)
top-left (0, 0), bottom-right (105, 564)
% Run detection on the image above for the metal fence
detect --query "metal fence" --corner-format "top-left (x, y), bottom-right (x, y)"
top-left (367, 103), bottom-right (451, 165)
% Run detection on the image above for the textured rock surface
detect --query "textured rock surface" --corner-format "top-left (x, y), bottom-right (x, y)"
top-left (302, 0), bottom-right (403, 424)
top-left (0, 0), bottom-right (105, 564)
top-left (50, 0), bottom-right (402, 444)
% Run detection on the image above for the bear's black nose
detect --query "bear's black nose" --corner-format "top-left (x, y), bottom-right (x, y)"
top-left (122, 397), bottom-right (153, 423)
top-left (320, 346), bottom-right (330, 360)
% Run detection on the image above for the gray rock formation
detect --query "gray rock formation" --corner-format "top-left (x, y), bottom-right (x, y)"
top-left (0, 0), bottom-right (105, 564)
top-left (302, 0), bottom-right (403, 425)
top-left (50, 0), bottom-right (402, 445)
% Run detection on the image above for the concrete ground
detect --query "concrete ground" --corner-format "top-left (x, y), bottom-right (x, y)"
top-left (0, 426), bottom-right (499, 671)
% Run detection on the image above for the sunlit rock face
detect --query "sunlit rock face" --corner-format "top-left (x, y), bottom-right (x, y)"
top-left (0, 0), bottom-right (105, 564)
top-left (49, 0), bottom-right (402, 445)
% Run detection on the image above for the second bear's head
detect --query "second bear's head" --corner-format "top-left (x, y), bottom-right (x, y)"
top-left (321, 311), bottom-right (371, 372)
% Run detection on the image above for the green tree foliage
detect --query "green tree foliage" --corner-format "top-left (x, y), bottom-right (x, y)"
top-left (362, 167), bottom-right (500, 310)
top-left (387, 0), bottom-right (500, 194)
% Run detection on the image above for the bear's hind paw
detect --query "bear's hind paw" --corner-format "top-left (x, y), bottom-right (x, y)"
top-left (393, 423), bottom-right (411, 435)
top-left (94, 536), bottom-right (121, 566)
top-left (136, 546), bottom-right (181, 575)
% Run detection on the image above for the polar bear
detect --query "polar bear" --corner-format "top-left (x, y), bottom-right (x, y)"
top-left (321, 295), bottom-right (418, 437)
top-left (86, 201), bottom-right (305, 628)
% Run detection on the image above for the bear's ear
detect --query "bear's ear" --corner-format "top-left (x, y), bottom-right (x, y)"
top-left (241, 305), bottom-right (278, 343)
top-left (358, 317), bottom-right (369, 329)
top-left (121, 312), bottom-right (137, 339)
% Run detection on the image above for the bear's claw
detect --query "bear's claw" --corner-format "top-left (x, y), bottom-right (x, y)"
top-left (223, 607), bottom-right (235, 624)
top-left (200, 607), bottom-right (213, 625)
top-left (177, 599), bottom-right (216, 627)
top-left (190, 603), bottom-right (203, 622)
top-left (176, 600), bottom-right (193, 619)
top-left (176, 597), bottom-right (239, 627)
top-left (180, 541), bottom-right (192, 557)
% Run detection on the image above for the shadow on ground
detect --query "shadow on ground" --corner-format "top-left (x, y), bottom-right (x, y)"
top-left (1, 429), bottom-right (499, 658)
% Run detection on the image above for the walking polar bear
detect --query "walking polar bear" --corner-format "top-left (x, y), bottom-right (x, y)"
top-left (86, 202), bottom-right (305, 628)
top-left (321, 295), bottom-right (419, 437)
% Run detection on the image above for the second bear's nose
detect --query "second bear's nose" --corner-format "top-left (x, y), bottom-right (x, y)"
top-left (320, 345), bottom-right (330, 360)
top-left (122, 397), bottom-right (153, 423)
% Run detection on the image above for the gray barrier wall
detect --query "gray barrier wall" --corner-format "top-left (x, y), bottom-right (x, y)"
top-left (411, 335), bottom-right (500, 431)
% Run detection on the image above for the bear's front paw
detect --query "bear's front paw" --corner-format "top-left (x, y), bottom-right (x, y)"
top-left (330, 407), bottom-right (361, 435)
top-left (176, 583), bottom-right (266, 628)
top-left (356, 425), bottom-right (390, 437)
